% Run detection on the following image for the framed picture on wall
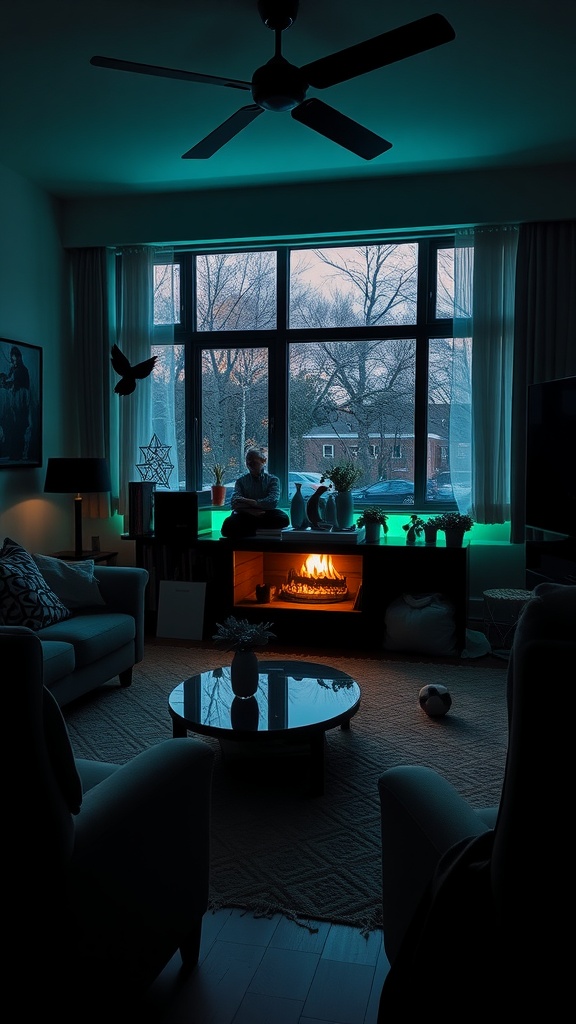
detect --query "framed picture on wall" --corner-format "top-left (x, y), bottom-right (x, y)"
top-left (0, 338), bottom-right (42, 468)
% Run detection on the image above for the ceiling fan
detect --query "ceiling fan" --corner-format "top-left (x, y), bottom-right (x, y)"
top-left (90, 1), bottom-right (455, 162)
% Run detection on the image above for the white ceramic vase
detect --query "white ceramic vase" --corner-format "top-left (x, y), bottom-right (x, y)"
top-left (364, 521), bottom-right (381, 544)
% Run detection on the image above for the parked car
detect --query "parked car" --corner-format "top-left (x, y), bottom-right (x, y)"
top-left (352, 480), bottom-right (415, 504)
top-left (428, 472), bottom-right (472, 503)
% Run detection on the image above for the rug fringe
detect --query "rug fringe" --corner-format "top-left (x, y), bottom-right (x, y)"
top-left (207, 898), bottom-right (382, 936)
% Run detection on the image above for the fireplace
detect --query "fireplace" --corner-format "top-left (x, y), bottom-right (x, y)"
top-left (280, 552), bottom-right (348, 603)
top-left (232, 548), bottom-right (363, 612)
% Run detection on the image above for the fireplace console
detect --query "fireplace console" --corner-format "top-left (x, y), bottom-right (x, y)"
top-left (129, 532), bottom-right (469, 653)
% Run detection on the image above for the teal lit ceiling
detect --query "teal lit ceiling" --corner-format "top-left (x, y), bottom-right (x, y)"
top-left (1, 0), bottom-right (575, 199)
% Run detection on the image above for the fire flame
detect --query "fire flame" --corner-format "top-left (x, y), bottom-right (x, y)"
top-left (281, 552), bottom-right (348, 602)
top-left (299, 553), bottom-right (343, 580)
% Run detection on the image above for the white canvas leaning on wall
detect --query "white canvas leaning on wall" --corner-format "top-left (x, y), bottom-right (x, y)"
top-left (156, 580), bottom-right (207, 640)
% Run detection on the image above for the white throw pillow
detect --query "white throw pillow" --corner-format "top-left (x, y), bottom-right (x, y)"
top-left (32, 553), bottom-right (106, 610)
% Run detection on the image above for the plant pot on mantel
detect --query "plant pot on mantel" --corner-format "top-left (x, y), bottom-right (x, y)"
top-left (364, 521), bottom-right (382, 544)
top-left (211, 484), bottom-right (226, 507)
top-left (443, 527), bottom-right (466, 548)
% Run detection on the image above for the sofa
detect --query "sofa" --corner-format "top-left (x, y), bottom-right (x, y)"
top-left (376, 581), bottom-right (576, 1016)
top-left (7, 625), bottom-right (214, 1022)
top-left (0, 538), bottom-right (148, 706)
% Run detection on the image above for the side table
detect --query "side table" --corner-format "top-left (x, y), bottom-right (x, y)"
top-left (482, 588), bottom-right (532, 659)
top-left (51, 550), bottom-right (119, 566)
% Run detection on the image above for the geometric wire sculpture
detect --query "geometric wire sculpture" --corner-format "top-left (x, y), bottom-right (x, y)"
top-left (136, 433), bottom-right (174, 487)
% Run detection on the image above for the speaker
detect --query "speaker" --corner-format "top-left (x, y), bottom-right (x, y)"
top-left (154, 491), bottom-right (212, 544)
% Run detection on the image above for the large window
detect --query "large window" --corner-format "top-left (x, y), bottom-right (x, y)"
top-left (150, 238), bottom-right (472, 511)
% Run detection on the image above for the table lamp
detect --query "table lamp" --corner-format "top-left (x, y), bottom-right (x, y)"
top-left (44, 457), bottom-right (112, 559)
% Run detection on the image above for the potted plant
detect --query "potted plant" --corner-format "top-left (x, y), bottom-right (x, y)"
top-left (434, 511), bottom-right (474, 547)
top-left (356, 506), bottom-right (389, 544)
top-left (402, 514), bottom-right (426, 544)
top-left (210, 463), bottom-right (227, 506)
top-left (423, 515), bottom-right (443, 545)
top-left (212, 615), bottom-right (276, 652)
top-left (320, 462), bottom-right (363, 492)
top-left (212, 615), bottom-right (276, 697)
top-left (320, 462), bottom-right (363, 529)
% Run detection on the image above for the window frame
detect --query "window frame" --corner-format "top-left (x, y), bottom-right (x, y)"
top-left (152, 235), bottom-right (469, 511)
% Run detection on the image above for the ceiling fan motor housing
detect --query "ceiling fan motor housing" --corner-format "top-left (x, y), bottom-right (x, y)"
top-left (252, 56), bottom-right (307, 111)
top-left (257, 0), bottom-right (299, 31)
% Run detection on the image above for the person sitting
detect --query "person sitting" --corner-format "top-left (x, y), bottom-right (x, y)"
top-left (220, 447), bottom-right (290, 538)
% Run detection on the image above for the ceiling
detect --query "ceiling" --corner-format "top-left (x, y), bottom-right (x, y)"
top-left (2, 0), bottom-right (575, 199)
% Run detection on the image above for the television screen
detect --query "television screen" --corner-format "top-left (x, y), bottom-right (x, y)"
top-left (526, 376), bottom-right (576, 538)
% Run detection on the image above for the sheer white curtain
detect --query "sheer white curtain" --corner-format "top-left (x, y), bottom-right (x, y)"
top-left (454, 226), bottom-right (518, 526)
top-left (150, 248), bottom-right (178, 490)
top-left (72, 245), bottom-right (177, 522)
top-left (116, 246), bottom-right (156, 517)
top-left (451, 240), bottom-right (473, 516)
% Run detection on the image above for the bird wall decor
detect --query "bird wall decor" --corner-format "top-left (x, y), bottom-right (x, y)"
top-left (111, 344), bottom-right (157, 395)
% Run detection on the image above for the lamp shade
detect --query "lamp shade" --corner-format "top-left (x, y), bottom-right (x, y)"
top-left (44, 458), bottom-right (111, 494)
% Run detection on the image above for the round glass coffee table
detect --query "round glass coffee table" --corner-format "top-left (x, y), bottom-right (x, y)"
top-left (168, 659), bottom-right (361, 796)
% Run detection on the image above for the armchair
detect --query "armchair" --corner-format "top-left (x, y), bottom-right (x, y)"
top-left (377, 582), bottom-right (576, 1016)
top-left (7, 628), bottom-right (215, 1020)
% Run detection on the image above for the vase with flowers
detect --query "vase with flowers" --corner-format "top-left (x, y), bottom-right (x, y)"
top-left (320, 462), bottom-right (363, 530)
top-left (212, 616), bottom-right (276, 697)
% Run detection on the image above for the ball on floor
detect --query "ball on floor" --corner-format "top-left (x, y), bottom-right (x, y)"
top-left (419, 683), bottom-right (452, 717)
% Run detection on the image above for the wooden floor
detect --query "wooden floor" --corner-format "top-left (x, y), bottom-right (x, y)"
top-left (145, 908), bottom-right (389, 1024)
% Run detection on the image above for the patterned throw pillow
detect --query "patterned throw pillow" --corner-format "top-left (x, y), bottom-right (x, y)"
top-left (0, 537), bottom-right (72, 630)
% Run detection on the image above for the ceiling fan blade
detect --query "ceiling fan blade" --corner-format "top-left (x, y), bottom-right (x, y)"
top-left (301, 13), bottom-right (455, 90)
top-left (292, 98), bottom-right (392, 160)
top-left (90, 55), bottom-right (251, 92)
top-left (182, 105), bottom-right (263, 159)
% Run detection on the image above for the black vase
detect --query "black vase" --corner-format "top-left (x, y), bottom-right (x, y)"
top-left (230, 650), bottom-right (259, 697)
top-left (230, 695), bottom-right (259, 730)
top-left (306, 485), bottom-right (331, 529)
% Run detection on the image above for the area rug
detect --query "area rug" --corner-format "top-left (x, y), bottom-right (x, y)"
top-left (64, 645), bottom-right (508, 934)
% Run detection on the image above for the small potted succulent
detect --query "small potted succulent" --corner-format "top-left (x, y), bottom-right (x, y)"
top-left (210, 463), bottom-right (227, 506)
top-left (434, 511), bottom-right (474, 547)
top-left (356, 506), bottom-right (389, 544)
top-left (212, 616), bottom-right (276, 697)
top-left (402, 514), bottom-right (426, 544)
